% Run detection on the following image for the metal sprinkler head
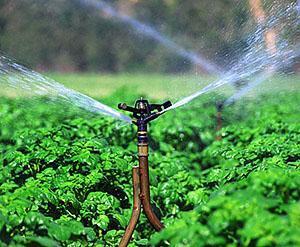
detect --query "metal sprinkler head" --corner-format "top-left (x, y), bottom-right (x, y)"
top-left (117, 98), bottom-right (172, 247)
top-left (216, 100), bottom-right (225, 112)
top-left (216, 100), bottom-right (224, 141)
top-left (118, 98), bottom-right (172, 127)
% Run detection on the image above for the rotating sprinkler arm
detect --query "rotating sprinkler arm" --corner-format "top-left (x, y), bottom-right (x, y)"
top-left (118, 99), bottom-right (172, 125)
top-left (118, 103), bottom-right (138, 114)
top-left (118, 98), bottom-right (172, 247)
top-left (150, 101), bottom-right (172, 112)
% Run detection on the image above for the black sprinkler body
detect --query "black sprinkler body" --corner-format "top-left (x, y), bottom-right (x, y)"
top-left (216, 100), bottom-right (224, 112)
top-left (118, 98), bottom-right (172, 247)
top-left (216, 100), bottom-right (224, 141)
top-left (118, 98), bottom-right (172, 129)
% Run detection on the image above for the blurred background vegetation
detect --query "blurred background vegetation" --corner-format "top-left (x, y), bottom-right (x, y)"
top-left (0, 0), bottom-right (298, 74)
top-left (0, 0), bottom-right (298, 73)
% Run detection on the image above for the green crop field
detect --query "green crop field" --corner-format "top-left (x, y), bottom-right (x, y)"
top-left (0, 74), bottom-right (300, 246)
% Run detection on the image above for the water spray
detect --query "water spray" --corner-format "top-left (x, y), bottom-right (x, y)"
top-left (117, 98), bottom-right (172, 247)
top-left (166, 2), bottom-right (298, 111)
top-left (297, 0), bottom-right (300, 19)
top-left (0, 55), bottom-right (131, 123)
top-left (79, 0), bottom-right (222, 75)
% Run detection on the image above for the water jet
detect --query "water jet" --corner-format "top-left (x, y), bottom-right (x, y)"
top-left (118, 98), bottom-right (172, 247)
top-left (0, 55), bottom-right (131, 123)
top-left (79, 0), bottom-right (222, 75)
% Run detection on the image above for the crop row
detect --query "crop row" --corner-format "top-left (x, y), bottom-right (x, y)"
top-left (0, 92), bottom-right (299, 246)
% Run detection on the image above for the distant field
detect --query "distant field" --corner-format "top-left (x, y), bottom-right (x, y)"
top-left (50, 73), bottom-right (213, 100)
top-left (48, 73), bottom-right (300, 100)
top-left (1, 72), bottom-right (299, 101)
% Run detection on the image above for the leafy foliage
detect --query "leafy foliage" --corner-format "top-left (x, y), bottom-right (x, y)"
top-left (0, 92), bottom-right (299, 246)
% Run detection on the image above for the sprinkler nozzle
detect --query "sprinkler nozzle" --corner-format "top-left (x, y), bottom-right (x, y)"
top-left (118, 98), bottom-right (172, 125)
top-left (216, 100), bottom-right (224, 111)
top-left (215, 100), bottom-right (224, 141)
top-left (118, 103), bottom-right (127, 110)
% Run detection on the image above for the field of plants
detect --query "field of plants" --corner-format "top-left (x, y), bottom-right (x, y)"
top-left (0, 75), bottom-right (300, 246)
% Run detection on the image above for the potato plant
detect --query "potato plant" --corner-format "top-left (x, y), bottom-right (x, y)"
top-left (0, 92), bottom-right (299, 246)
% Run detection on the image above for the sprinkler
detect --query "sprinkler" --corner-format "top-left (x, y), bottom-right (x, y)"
top-left (118, 98), bottom-right (172, 247)
top-left (216, 100), bottom-right (224, 141)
